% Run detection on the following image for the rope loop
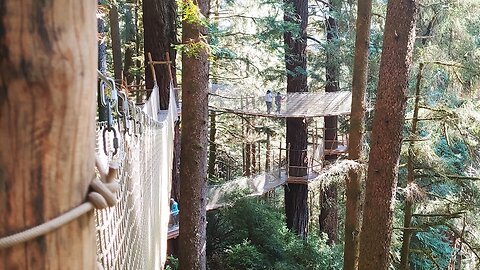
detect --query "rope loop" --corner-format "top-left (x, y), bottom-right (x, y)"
top-left (0, 157), bottom-right (120, 249)
top-left (89, 159), bottom-right (119, 209)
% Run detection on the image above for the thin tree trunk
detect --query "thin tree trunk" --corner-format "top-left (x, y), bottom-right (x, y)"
top-left (399, 63), bottom-right (424, 270)
top-left (284, 0), bottom-right (309, 239)
top-left (109, 4), bottom-right (123, 83)
top-left (358, 0), bottom-right (418, 268)
top-left (123, 3), bottom-right (136, 85)
top-left (343, 0), bottom-right (372, 268)
top-left (266, 133), bottom-right (271, 171)
top-left (252, 141), bottom-right (257, 174)
top-left (178, 0), bottom-right (209, 268)
top-left (0, 1), bottom-right (97, 269)
top-left (245, 122), bottom-right (252, 176)
top-left (134, 0), bottom-right (142, 88)
top-left (208, 111), bottom-right (217, 179)
top-left (172, 121), bottom-right (181, 201)
top-left (321, 0), bottom-right (340, 245)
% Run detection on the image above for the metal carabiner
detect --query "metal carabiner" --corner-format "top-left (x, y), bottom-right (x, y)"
top-left (103, 127), bottom-right (119, 156)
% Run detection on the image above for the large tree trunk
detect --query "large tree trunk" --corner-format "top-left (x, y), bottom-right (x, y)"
top-left (284, 0), bottom-right (309, 239)
top-left (358, 0), bottom-right (418, 268)
top-left (285, 119), bottom-right (309, 237)
top-left (143, 0), bottom-right (177, 109)
top-left (0, 1), bottom-right (97, 269)
top-left (343, 0), bottom-right (372, 268)
top-left (320, 0), bottom-right (340, 245)
top-left (399, 63), bottom-right (423, 270)
top-left (178, 0), bottom-right (209, 268)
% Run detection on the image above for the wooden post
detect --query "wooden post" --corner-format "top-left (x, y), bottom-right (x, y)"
top-left (166, 52), bottom-right (174, 83)
top-left (0, 1), bottom-right (97, 269)
top-left (147, 52), bottom-right (157, 84)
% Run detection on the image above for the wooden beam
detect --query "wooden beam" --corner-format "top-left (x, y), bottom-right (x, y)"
top-left (0, 0), bottom-right (97, 269)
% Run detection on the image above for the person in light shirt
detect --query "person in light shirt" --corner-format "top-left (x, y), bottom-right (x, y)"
top-left (264, 90), bottom-right (273, 114)
top-left (275, 92), bottom-right (284, 113)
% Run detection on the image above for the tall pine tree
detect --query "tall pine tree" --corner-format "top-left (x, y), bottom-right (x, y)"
top-left (358, 0), bottom-right (418, 268)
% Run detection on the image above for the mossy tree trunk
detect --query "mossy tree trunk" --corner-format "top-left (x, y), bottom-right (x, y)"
top-left (0, 1), bottom-right (97, 268)
top-left (358, 0), bottom-right (418, 268)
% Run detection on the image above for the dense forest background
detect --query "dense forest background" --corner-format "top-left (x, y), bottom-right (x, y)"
top-left (97, 0), bottom-right (480, 269)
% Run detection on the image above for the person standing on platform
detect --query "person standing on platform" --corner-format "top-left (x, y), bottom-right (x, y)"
top-left (264, 90), bottom-right (273, 114)
top-left (170, 198), bottom-right (179, 226)
top-left (275, 92), bottom-right (284, 113)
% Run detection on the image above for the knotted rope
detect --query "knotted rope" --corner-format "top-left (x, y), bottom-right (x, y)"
top-left (0, 157), bottom-right (119, 249)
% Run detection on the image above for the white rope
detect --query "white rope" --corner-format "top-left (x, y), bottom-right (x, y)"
top-left (0, 162), bottom-right (119, 249)
top-left (0, 202), bottom-right (94, 249)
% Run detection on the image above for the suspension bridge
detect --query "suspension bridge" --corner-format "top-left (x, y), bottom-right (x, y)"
top-left (93, 70), bottom-right (353, 269)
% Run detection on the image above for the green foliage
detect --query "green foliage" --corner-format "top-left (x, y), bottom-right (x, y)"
top-left (165, 255), bottom-right (179, 270)
top-left (434, 138), bottom-right (468, 175)
top-left (178, 0), bottom-right (208, 26)
top-left (409, 227), bottom-right (453, 270)
top-left (206, 198), bottom-right (342, 269)
top-left (175, 39), bottom-right (210, 59)
top-left (222, 240), bottom-right (267, 270)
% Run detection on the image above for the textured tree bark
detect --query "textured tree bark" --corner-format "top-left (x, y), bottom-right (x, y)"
top-left (178, 0), bottom-right (209, 268)
top-left (358, 0), bottom-right (418, 268)
top-left (143, 0), bottom-right (177, 109)
top-left (399, 63), bottom-right (423, 270)
top-left (0, 1), bottom-right (97, 269)
top-left (320, 0), bottom-right (340, 245)
top-left (319, 182), bottom-right (338, 244)
top-left (109, 4), bottom-right (123, 83)
top-left (284, 0), bottom-right (309, 239)
top-left (343, 0), bottom-right (372, 268)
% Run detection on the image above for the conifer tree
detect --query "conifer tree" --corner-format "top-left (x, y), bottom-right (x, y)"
top-left (358, 0), bottom-right (418, 268)
top-left (178, 0), bottom-right (210, 269)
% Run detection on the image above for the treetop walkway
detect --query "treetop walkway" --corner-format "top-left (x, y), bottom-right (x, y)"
top-left (209, 91), bottom-right (352, 118)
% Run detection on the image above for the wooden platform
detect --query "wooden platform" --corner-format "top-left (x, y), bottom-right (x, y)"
top-left (167, 225), bottom-right (179, 240)
top-left (286, 171), bottom-right (321, 184)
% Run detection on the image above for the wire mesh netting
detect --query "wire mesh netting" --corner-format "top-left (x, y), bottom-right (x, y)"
top-left (94, 83), bottom-right (177, 270)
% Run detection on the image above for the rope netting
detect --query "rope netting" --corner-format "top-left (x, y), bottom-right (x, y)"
top-left (94, 81), bottom-right (177, 269)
